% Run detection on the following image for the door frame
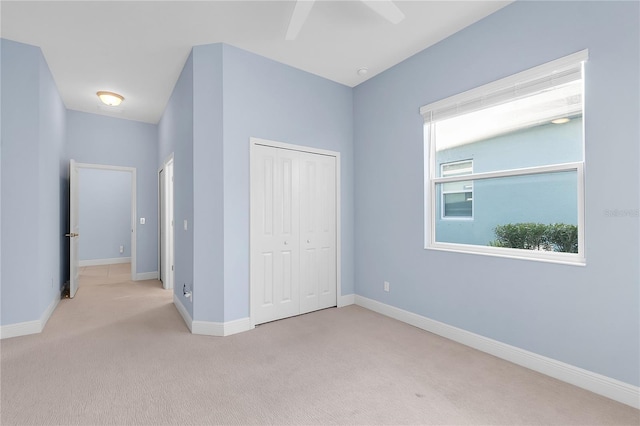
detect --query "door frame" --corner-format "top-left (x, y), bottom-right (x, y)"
top-left (69, 159), bottom-right (80, 298)
top-left (158, 153), bottom-right (175, 290)
top-left (75, 162), bottom-right (137, 282)
top-left (249, 137), bottom-right (342, 327)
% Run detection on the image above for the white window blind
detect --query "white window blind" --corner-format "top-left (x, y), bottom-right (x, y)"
top-left (420, 50), bottom-right (588, 122)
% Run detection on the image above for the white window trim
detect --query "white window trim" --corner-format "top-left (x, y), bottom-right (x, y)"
top-left (440, 160), bottom-right (474, 220)
top-left (422, 51), bottom-right (587, 266)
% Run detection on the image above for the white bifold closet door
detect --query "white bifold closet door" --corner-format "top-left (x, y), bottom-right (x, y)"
top-left (298, 151), bottom-right (337, 314)
top-left (251, 144), bottom-right (337, 325)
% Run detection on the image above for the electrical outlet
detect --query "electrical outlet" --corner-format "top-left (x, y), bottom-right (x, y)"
top-left (119, 245), bottom-right (124, 254)
top-left (384, 281), bottom-right (390, 292)
top-left (183, 283), bottom-right (193, 302)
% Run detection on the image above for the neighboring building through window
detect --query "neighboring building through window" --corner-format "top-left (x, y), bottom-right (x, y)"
top-left (422, 50), bottom-right (587, 264)
top-left (441, 160), bottom-right (473, 219)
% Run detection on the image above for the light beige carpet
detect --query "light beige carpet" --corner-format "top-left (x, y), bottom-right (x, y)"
top-left (1, 266), bottom-right (638, 425)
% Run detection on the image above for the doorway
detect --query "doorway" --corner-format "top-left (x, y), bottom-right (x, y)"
top-left (68, 161), bottom-right (137, 298)
top-left (158, 155), bottom-right (175, 290)
top-left (250, 138), bottom-right (340, 326)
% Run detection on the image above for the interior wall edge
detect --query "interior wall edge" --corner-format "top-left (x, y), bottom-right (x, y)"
top-left (0, 292), bottom-right (60, 340)
top-left (173, 293), bottom-right (193, 332)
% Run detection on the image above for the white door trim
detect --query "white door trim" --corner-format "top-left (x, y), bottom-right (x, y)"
top-left (75, 162), bottom-right (137, 281)
top-left (69, 159), bottom-right (80, 298)
top-left (158, 153), bottom-right (175, 290)
top-left (249, 137), bottom-right (342, 327)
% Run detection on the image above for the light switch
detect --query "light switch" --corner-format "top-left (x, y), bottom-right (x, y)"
top-left (140, 218), bottom-right (146, 225)
top-left (183, 220), bottom-right (188, 231)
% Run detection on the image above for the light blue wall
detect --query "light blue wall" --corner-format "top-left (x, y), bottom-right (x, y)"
top-left (66, 111), bottom-right (158, 274)
top-left (38, 50), bottom-right (67, 316)
top-left (192, 45), bottom-right (224, 322)
top-left (1, 40), bottom-right (41, 324)
top-left (158, 52), bottom-right (194, 316)
top-left (436, 119), bottom-right (582, 245)
top-left (219, 44), bottom-right (354, 322)
top-left (78, 169), bottom-right (132, 261)
top-left (1, 39), bottom-right (41, 324)
top-left (0, 37), bottom-right (2, 311)
top-left (353, 1), bottom-right (639, 386)
top-left (1, 39), bottom-right (66, 325)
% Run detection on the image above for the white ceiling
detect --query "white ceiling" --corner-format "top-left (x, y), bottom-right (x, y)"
top-left (1, 1), bottom-right (511, 124)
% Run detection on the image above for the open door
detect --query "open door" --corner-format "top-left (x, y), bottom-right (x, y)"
top-left (67, 159), bottom-right (80, 298)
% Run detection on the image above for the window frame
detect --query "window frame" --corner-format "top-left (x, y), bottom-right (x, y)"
top-left (422, 50), bottom-right (587, 265)
top-left (440, 159), bottom-right (474, 220)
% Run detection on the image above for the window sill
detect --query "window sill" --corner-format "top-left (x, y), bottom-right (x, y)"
top-left (425, 243), bottom-right (586, 266)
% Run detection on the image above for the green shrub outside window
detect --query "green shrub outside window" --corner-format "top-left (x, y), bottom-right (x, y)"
top-left (489, 223), bottom-right (578, 253)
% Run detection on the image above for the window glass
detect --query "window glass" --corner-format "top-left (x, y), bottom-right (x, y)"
top-left (434, 80), bottom-right (584, 172)
top-left (435, 171), bottom-right (578, 251)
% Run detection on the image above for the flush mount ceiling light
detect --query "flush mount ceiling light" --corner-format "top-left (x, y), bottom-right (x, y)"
top-left (357, 67), bottom-right (369, 77)
top-left (96, 91), bottom-right (124, 107)
top-left (551, 117), bottom-right (570, 124)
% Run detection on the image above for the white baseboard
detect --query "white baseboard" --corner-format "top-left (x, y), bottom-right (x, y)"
top-left (135, 271), bottom-right (158, 281)
top-left (192, 320), bottom-right (224, 336)
top-left (354, 295), bottom-right (640, 409)
top-left (172, 294), bottom-right (253, 336)
top-left (192, 317), bottom-right (253, 337)
top-left (1, 292), bottom-right (61, 340)
top-left (79, 257), bottom-right (131, 267)
top-left (40, 292), bottom-right (61, 331)
top-left (0, 320), bottom-right (41, 339)
top-left (338, 294), bottom-right (355, 307)
top-left (221, 317), bottom-right (254, 336)
top-left (173, 293), bottom-right (193, 332)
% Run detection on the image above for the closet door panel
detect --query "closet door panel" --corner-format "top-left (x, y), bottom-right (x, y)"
top-left (251, 146), bottom-right (300, 324)
top-left (300, 152), bottom-right (337, 314)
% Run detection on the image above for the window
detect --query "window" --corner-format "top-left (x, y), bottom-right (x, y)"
top-left (422, 50), bottom-right (587, 264)
top-left (441, 160), bottom-right (473, 219)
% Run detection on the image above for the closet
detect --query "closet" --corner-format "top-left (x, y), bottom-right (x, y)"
top-left (250, 141), bottom-right (337, 325)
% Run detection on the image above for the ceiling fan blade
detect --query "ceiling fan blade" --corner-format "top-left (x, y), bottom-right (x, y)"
top-left (361, 0), bottom-right (405, 24)
top-left (286, 0), bottom-right (316, 41)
